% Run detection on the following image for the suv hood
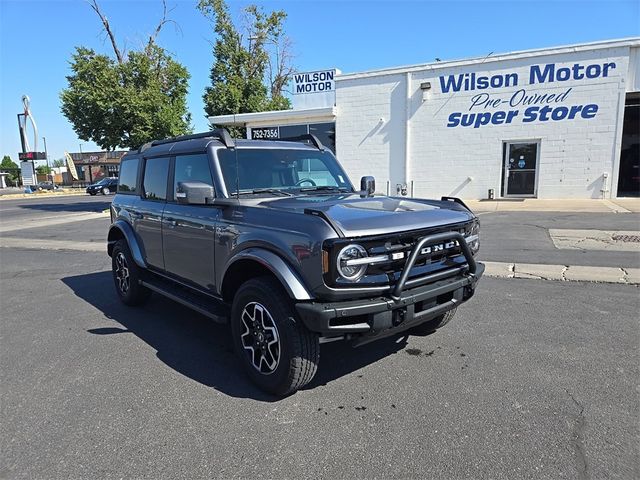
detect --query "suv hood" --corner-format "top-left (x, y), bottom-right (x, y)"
top-left (258, 194), bottom-right (475, 237)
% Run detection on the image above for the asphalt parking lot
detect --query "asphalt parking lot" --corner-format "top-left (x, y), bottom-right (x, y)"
top-left (1, 195), bottom-right (639, 479)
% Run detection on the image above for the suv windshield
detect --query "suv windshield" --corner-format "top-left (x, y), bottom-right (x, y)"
top-left (95, 178), bottom-right (112, 185)
top-left (218, 148), bottom-right (353, 195)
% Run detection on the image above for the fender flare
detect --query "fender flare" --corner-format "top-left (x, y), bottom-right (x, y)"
top-left (107, 220), bottom-right (147, 269)
top-left (223, 248), bottom-right (313, 301)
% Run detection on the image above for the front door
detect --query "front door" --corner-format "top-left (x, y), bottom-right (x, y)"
top-left (503, 142), bottom-right (539, 197)
top-left (162, 153), bottom-right (218, 291)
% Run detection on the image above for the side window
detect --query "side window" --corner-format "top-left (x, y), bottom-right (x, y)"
top-left (142, 157), bottom-right (170, 201)
top-left (117, 158), bottom-right (139, 193)
top-left (174, 154), bottom-right (214, 195)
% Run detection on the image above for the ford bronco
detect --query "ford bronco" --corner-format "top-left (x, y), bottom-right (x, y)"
top-left (107, 129), bottom-right (483, 395)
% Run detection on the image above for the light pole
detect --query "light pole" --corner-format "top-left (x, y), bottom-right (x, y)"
top-left (43, 136), bottom-right (54, 188)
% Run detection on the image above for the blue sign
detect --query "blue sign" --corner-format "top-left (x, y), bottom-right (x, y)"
top-left (441, 61), bottom-right (614, 129)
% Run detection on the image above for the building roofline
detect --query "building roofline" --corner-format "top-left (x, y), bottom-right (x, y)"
top-left (208, 106), bottom-right (336, 126)
top-left (337, 37), bottom-right (640, 81)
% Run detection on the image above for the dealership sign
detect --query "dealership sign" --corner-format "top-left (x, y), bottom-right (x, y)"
top-left (440, 61), bottom-right (616, 129)
top-left (292, 69), bottom-right (338, 110)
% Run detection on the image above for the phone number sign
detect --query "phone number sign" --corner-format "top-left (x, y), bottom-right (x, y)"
top-left (251, 127), bottom-right (279, 140)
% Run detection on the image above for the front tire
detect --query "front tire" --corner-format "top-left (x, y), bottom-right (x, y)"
top-left (111, 240), bottom-right (151, 306)
top-left (102, 187), bottom-right (110, 195)
top-left (231, 277), bottom-right (319, 396)
top-left (409, 308), bottom-right (457, 335)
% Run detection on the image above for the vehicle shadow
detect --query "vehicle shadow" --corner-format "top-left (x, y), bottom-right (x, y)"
top-left (19, 199), bottom-right (111, 213)
top-left (62, 271), bottom-right (409, 401)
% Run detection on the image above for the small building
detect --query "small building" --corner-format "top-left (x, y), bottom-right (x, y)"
top-left (69, 150), bottom-right (127, 184)
top-left (209, 38), bottom-right (640, 199)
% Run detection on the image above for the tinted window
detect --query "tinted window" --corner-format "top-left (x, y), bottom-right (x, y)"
top-left (118, 158), bottom-right (139, 193)
top-left (143, 157), bottom-right (170, 201)
top-left (174, 154), bottom-right (213, 195)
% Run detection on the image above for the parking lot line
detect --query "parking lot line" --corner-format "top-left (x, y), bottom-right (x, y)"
top-left (0, 212), bottom-right (107, 233)
top-left (0, 237), bottom-right (105, 252)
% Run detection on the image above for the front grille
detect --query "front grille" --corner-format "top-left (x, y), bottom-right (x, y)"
top-left (325, 221), bottom-right (475, 288)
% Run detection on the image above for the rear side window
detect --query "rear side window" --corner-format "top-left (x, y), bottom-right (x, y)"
top-left (174, 154), bottom-right (214, 194)
top-left (142, 157), bottom-right (170, 201)
top-left (117, 158), bottom-right (139, 193)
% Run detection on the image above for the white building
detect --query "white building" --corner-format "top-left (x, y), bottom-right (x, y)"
top-left (209, 38), bottom-right (640, 199)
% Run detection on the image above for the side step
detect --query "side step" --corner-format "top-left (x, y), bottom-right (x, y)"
top-left (140, 275), bottom-right (229, 324)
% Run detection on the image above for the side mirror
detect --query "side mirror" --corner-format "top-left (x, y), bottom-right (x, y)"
top-left (360, 176), bottom-right (376, 197)
top-left (176, 181), bottom-right (214, 205)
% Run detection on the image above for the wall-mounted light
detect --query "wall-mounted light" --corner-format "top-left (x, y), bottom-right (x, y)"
top-left (420, 82), bottom-right (432, 102)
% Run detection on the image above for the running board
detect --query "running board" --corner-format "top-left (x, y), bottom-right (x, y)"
top-left (140, 276), bottom-right (229, 324)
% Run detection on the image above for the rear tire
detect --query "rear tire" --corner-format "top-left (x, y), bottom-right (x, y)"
top-left (111, 239), bottom-right (151, 306)
top-left (231, 277), bottom-right (319, 396)
top-left (409, 308), bottom-right (457, 336)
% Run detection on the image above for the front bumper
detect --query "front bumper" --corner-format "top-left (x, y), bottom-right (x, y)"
top-left (296, 262), bottom-right (484, 345)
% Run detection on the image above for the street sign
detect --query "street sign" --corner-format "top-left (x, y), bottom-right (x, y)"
top-left (19, 151), bottom-right (47, 160)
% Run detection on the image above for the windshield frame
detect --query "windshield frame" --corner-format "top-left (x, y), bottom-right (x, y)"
top-left (214, 146), bottom-right (355, 198)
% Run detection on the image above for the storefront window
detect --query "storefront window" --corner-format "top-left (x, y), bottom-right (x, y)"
top-left (309, 123), bottom-right (336, 153)
top-left (279, 124), bottom-right (308, 139)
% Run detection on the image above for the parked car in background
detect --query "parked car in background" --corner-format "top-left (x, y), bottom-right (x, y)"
top-left (28, 181), bottom-right (57, 192)
top-left (86, 177), bottom-right (118, 195)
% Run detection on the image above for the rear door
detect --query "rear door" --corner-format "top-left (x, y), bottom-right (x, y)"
top-left (137, 156), bottom-right (171, 270)
top-left (162, 153), bottom-right (219, 291)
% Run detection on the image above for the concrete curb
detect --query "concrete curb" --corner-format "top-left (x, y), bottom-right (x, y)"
top-left (482, 260), bottom-right (639, 285)
top-left (465, 198), bottom-right (640, 213)
top-left (0, 190), bottom-right (88, 201)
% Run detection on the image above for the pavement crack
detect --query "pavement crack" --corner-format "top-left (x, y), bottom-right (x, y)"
top-left (565, 389), bottom-right (589, 480)
top-left (561, 266), bottom-right (569, 281)
top-left (620, 267), bottom-right (629, 284)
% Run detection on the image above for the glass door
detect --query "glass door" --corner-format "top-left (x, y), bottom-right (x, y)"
top-left (503, 142), bottom-right (539, 197)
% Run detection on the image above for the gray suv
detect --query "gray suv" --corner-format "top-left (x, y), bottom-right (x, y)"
top-left (107, 129), bottom-right (484, 395)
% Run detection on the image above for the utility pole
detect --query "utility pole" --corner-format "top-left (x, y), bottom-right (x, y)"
top-left (79, 143), bottom-right (90, 184)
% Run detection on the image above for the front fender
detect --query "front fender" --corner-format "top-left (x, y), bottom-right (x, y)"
top-left (107, 220), bottom-right (146, 269)
top-left (223, 248), bottom-right (313, 301)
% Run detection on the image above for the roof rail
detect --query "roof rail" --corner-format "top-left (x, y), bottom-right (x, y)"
top-left (278, 133), bottom-right (325, 150)
top-left (144, 129), bottom-right (235, 150)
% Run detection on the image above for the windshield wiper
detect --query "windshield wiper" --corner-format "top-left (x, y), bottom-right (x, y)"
top-left (237, 188), bottom-right (293, 196)
top-left (299, 186), bottom-right (350, 193)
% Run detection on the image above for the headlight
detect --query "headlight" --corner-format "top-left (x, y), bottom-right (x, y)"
top-left (466, 221), bottom-right (480, 255)
top-left (337, 244), bottom-right (368, 281)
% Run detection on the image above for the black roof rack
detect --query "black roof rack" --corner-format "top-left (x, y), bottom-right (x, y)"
top-left (141, 128), bottom-right (235, 152)
top-left (278, 134), bottom-right (325, 151)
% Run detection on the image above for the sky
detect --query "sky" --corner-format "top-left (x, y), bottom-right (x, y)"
top-left (0, 0), bottom-right (638, 162)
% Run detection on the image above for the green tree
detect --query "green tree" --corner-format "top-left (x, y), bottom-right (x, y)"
top-left (198, 0), bottom-right (294, 135)
top-left (52, 158), bottom-right (65, 168)
top-left (36, 165), bottom-right (52, 175)
top-left (60, 0), bottom-right (191, 150)
top-left (0, 155), bottom-right (19, 186)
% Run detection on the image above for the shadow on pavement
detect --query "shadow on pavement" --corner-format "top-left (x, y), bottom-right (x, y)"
top-left (19, 200), bottom-right (111, 213)
top-left (62, 271), bottom-right (409, 401)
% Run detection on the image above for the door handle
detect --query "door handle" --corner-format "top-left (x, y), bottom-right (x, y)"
top-left (129, 211), bottom-right (143, 219)
top-left (164, 217), bottom-right (178, 227)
